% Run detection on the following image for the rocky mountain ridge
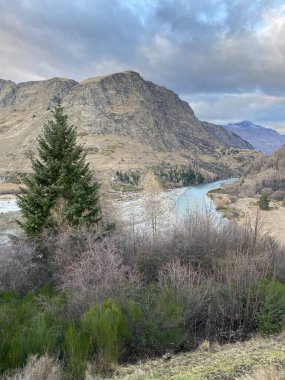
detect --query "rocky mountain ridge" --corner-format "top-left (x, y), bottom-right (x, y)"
top-left (0, 71), bottom-right (254, 182)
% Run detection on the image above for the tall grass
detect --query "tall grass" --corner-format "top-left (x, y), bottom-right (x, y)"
top-left (5, 354), bottom-right (63, 380)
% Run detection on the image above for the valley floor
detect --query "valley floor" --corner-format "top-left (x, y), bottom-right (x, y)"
top-left (233, 197), bottom-right (285, 247)
top-left (111, 332), bottom-right (285, 380)
top-left (211, 193), bottom-right (285, 247)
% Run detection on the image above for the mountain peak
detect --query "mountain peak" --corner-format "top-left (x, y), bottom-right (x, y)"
top-left (223, 120), bottom-right (285, 154)
top-left (80, 70), bottom-right (141, 85)
top-left (228, 120), bottom-right (261, 129)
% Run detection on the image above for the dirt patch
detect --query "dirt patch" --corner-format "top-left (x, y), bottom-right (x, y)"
top-left (0, 183), bottom-right (23, 195)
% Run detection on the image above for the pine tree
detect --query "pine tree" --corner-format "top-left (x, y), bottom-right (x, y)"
top-left (17, 104), bottom-right (101, 236)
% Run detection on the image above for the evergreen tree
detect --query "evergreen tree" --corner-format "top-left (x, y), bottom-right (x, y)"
top-left (17, 104), bottom-right (101, 236)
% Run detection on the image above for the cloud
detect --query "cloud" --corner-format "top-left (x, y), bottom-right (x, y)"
top-left (187, 92), bottom-right (285, 131)
top-left (0, 0), bottom-right (285, 129)
top-left (0, 0), bottom-right (143, 81)
top-left (139, 1), bottom-right (285, 94)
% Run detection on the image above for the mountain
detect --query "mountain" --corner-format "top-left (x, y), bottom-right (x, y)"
top-left (0, 71), bottom-right (254, 183)
top-left (223, 120), bottom-right (285, 155)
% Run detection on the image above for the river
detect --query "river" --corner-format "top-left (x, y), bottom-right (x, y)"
top-left (0, 199), bottom-right (19, 213)
top-left (0, 178), bottom-right (237, 243)
top-left (119, 177), bottom-right (237, 231)
top-left (175, 178), bottom-right (237, 221)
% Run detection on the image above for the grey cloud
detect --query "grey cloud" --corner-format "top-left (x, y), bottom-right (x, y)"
top-left (0, 0), bottom-right (283, 91)
top-left (187, 92), bottom-right (285, 131)
top-left (0, 0), bottom-right (143, 81)
top-left (0, 0), bottom-right (285, 129)
top-left (139, 0), bottom-right (285, 95)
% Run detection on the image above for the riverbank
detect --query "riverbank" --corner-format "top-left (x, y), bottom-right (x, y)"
top-left (210, 190), bottom-right (285, 247)
top-left (118, 179), bottom-right (236, 232)
top-left (118, 186), bottom-right (186, 231)
top-left (0, 178), bottom-right (235, 241)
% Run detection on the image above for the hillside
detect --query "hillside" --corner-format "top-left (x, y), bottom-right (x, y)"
top-left (0, 71), bottom-right (254, 184)
top-left (211, 145), bottom-right (285, 246)
top-left (110, 333), bottom-right (285, 380)
top-left (223, 120), bottom-right (285, 155)
top-left (233, 144), bottom-right (285, 200)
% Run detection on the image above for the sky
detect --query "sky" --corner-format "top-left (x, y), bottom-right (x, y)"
top-left (0, 0), bottom-right (285, 132)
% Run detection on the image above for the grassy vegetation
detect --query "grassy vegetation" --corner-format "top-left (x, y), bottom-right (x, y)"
top-left (231, 145), bottom-right (285, 201)
top-left (113, 333), bottom-right (285, 380)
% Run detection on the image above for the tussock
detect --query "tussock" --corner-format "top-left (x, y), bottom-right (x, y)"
top-left (5, 355), bottom-right (62, 380)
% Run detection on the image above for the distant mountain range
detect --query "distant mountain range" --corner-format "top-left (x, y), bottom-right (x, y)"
top-left (223, 120), bottom-right (285, 155)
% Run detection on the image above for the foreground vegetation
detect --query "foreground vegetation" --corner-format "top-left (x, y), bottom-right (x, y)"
top-left (1, 211), bottom-right (285, 379)
top-left (3, 332), bottom-right (285, 380)
top-left (113, 332), bottom-right (285, 379)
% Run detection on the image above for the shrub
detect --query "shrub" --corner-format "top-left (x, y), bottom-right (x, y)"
top-left (81, 299), bottom-right (130, 365)
top-left (136, 278), bottom-right (189, 354)
top-left (158, 259), bottom-right (211, 329)
top-left (0, 237), bottom-right (49, 294)
top-left (63, 322), bottom-right (91, 378)
top-left (0, 286), bottom-right (65, 372)
top-left (134, 263), bottom-right (212, 353)
top-left (258, 193), bottom-right (270, 210)
top-left (256, 280), bottom-right (285, 334)
top-left (207, 249), bottom-right (271, 341)
top-left (60, 237), bottom-right (141, 316)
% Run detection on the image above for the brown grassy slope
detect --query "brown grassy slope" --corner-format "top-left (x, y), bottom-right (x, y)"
top-left (233, 145), bottom-right (285, 200)
top-left (209, 145), bottom-right (285, 246)
top-left (109, 333), bottom-right (285, 380)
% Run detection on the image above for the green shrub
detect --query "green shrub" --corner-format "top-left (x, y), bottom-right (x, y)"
top-left (63, 322), bottom-right (91, 379)
top-left (157, 287), bottom-right (186, 346)
top-left (258, 193), bottom-right (270, 210)
top-left (137, 285), bottom-right (186, 353)
top-left (256, 280), bottom-right (285, 334)
top-left (81, 299), bottom-right (130, 365)
top-left (0, 286), bottom-right (65, 372)
top-left (126, 300), bottom-right (143, 324)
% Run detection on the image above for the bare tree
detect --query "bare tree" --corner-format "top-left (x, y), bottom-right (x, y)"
top-left (59, 237), bottom-right (141, 315)
top-left (142, 171), bottom-right (162, 237)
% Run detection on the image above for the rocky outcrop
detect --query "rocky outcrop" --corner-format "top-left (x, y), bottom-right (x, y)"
top-left (63, 71), bottom-right (251, 151)
top-left (0, 71), bottom-right (254, 179)
top-left (0, 77), bottom-right (77, 114)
